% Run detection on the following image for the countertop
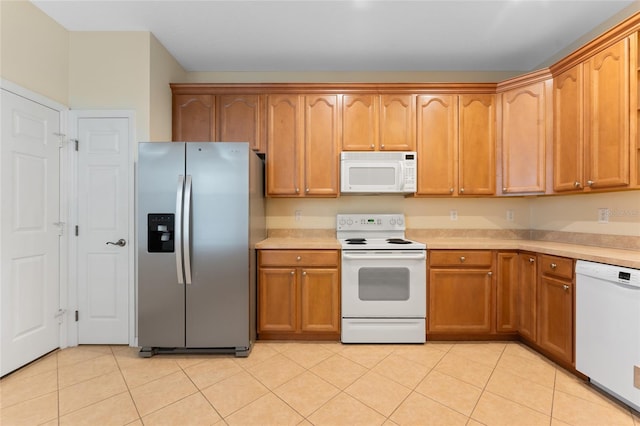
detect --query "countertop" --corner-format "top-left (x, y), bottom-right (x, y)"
top-left (256, 237), bottom-right (640, 269)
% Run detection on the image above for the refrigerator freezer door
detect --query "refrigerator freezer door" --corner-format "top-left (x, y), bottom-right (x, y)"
top-left (185, 143), bottom-right (251, 348)
top-left (138, 142), bottom-right (187, 348)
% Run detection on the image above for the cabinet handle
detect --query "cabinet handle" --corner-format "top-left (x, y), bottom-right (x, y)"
top-left (295, 187), bottom-right (300, 193)
top-left (587, 180), bottom-right (594, 187)
top-left (550, 263), bottom-right (557, 270)
top-left (302, 271), bottom-right (307, 276)
top-left (563, 284), bottom-right (570, 291)
top-left (370, 144), bottom-right (375, 149)
top-left (460, 188), bottom-right (465, 193)
top-left (502, 187), bottom-right (507, 192)
top-left (296, 256), bottom-right (301, 261)
top-left (574, 181), bottom-right (581, 188)
top-left (381, 144), bottom-right (385, 149)
top-left (488, 271), bottom-right (493, 276)
top-left (449, 188), bottom-right (454, 193)
top-left (305, 188), bottom-right (309, 193)
top-left (290, 271), bottom-right (295, 275)
top-left (529, 257), bottom-right (535, 263)
top-left (460, 256), bottom-right (466, 262)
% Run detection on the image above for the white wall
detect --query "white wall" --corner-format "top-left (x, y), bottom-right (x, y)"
top-left (68, 32), bottom-right (151, 141)
top-left (150, 34), bottom-right (187, 141)
top-left (267, 196), bottom-right (531, 231)
top-left (530, 191), bottom-right (640, 236)
top-left (0, 0), bottom-right (69, 104)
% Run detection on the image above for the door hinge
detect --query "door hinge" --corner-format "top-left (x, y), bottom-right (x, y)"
top-left (75, 310), bottom-right (79, 322)
top-left (54, 309), bottom-right (67, 324)
top-left (54, 132), bottom-right (66, 148)
top-left (75, 225), bottom-right (79, 236)
top-left (72, 138), bottom-right (79, 151)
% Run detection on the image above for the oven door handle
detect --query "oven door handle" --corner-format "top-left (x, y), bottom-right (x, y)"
top-left (343, 252), bottom-right (426, 261)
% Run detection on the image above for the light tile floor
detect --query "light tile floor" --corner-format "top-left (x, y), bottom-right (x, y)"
top-left (1, 341), bottom-right (639, 425)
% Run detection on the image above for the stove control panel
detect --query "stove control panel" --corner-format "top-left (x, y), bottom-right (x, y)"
top-left (337, 214), bottom-right (405, 231)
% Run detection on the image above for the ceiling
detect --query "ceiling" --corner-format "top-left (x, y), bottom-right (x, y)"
top-left (31, 0), bottom-right (637, 73)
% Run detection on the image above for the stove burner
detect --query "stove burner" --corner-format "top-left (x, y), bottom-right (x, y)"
top-left (346, 238), bottom-right (367, 245)
top-left (386, 238), bottom-right (412, 244)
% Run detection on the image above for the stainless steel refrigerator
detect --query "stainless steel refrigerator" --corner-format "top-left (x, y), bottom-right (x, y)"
top-left (137, 142), bottom-right (265, 357)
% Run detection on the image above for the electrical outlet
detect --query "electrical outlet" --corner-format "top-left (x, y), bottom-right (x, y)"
top-left (295, 210), bottom-right (302, 222)
top-left (506, 209), bottom-right (514, 222)
top-left (450, 210), bottom-right (458, 221)
top-left (597, 208), bottom-right (609, 223)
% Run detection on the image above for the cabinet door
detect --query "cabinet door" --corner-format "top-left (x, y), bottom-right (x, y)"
top-left (584, 37), bottom-right (630, 189)
top-left (267, 94), bottom-right (302, 196)
top-left (553, 65), bottom-right (584, 192)
top-left (458, 94), bottom-right (496, 195)
top-left (218, 94), bottom-right (264, 152)
top-left (300, 268), bottom-right (340, 333)
top-left (501, 82), bottom-right (547, 193)
top-left (537, 276), bottom-right (573, 364)
top-left (258, 268), bottom-right (297, 332)
top-left (428, 268), bottom-right (493, 333)
top-left (172, 94), bottom-right (216, 142)
top-left (342, 94), bottom-right (378, 151)
top-left (379, 94), bottom-right (416, 151)
top-left (518, 253), bottom-right (537, 341)
top-left (496, 252), bottom-right (518, 332)
top-left (304, 95), bottom-right (340, 196)
top-left (416, 95), bottom-right (458, 195)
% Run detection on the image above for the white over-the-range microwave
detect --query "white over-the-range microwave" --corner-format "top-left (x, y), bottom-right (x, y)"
top-left (340, 151), bottom-right (417, 194)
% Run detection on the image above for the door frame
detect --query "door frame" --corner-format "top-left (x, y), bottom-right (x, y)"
top-left (0, 78), bottom-right (70, 351)
top-left (68, 110), bottom-right (137, 347)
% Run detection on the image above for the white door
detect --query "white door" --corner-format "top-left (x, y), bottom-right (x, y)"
top-left (1, 89), bottom-right (61, 376)
top-left (76, 117), bottom-right (131, 344)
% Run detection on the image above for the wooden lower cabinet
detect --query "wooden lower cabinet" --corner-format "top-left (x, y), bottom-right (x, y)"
top-left (428, 250), bottom-right (517, 338)
top-left (536, 255), bottom-right (574, 365)
top-left (496, 252), bottom-right (518, 332)
top-left (518, 252), bottom-right (538, 342)
top-left (258, 250), bottom-right (340, 340)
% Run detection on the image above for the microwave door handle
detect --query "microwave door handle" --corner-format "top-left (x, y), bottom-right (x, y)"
top-left (399, 162), bottom-right (405, 190)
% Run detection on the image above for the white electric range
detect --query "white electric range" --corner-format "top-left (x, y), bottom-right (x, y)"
top-left (337, 214), bottom-right (426, 343)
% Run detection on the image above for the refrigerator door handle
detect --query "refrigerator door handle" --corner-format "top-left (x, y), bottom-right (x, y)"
top-left (183, 175), bottom-right (193, 285)
top-left (175, 175), bottom-right (185, 284)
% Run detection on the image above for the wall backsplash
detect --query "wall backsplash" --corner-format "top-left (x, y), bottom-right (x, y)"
top-left (266, 191), bottom-right (640, 249)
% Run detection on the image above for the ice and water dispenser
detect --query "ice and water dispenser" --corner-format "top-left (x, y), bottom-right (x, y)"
top-left (147, 214), bottom-right (175, 252)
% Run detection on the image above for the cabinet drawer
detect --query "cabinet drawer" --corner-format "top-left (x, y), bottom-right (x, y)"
top-left (429, 250), bottom-right (493, 267)
top-left (539, 255), bottom-right (573, 280)
top-left (259, 250), bottom-right (339, 267)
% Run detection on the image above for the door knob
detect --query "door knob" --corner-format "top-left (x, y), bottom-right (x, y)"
top-left (106, 238), bottom-right (127, 247)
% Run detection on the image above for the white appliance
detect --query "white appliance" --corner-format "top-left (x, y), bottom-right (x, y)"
top-left (338, 214), bottom-right (426, 343)
top-left (576, 260), bottom-right (640, 411)
top-left (340, 151), bottom-right (417, 194)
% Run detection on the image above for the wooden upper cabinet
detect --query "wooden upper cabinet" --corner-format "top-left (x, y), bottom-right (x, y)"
top-left (416, 94), bottom-right (458, 195)
top-left (172, 94), bottom-right (216, 141)
top-left (584, 37), bottom-right (630, 189)
top-left (342, 94), bottom-right (414, 151)
top-left (266, 94), bottom-right (302, 196)
top-left (553, 37), bottom-right (631, 192)
top-left (266, 94), bottom-right (339, 197)
top-left (217, 94), bottom-right (264, 152)
top-left (501, 81), bottom-right (547, 193)
top-left (553, 64), bottom-right (584, 192)
top-left (304, 95), bottom-right (340, 196)
top-left (342, 94), bottom-right (379, 151)
top-left (379, 94), bottom-right (416, 151)
top-left (458, 94), bottom-right (496, 195)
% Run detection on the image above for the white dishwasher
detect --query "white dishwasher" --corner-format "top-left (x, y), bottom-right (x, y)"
top-left (576, 260), bottom-right (640, 412)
